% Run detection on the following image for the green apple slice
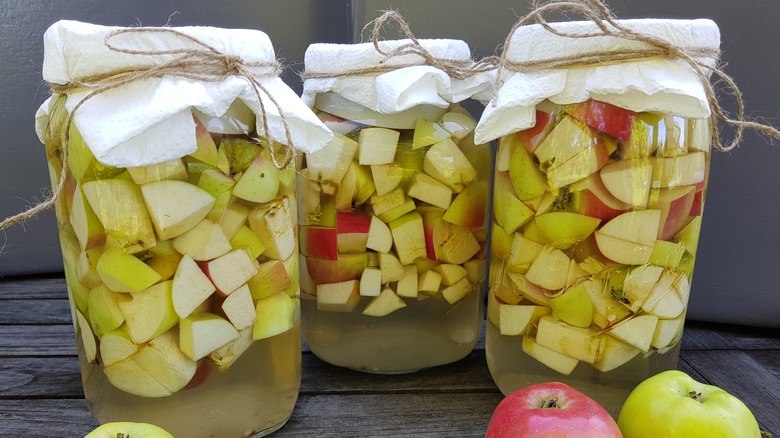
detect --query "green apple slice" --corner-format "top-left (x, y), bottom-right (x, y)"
top-left (119, 280), bottom-right (179, 344)
top-left (96, 248), bottom-right (162, 293)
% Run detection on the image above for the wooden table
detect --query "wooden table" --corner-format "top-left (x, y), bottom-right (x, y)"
top-left (1, 276), bottom-right (778, 437)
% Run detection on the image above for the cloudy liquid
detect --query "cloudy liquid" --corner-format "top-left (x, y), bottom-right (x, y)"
top-left (77, 322), bottom-right (301, 438)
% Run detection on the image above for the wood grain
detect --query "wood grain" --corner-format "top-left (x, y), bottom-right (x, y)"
top-left (0, 276), bottom-right (778, 437)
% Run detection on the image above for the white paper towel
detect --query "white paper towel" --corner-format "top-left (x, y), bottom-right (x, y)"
top-left (302, 39), bottom-right (494, 114)
top-left (35, 20), bottom-right (332, 167)
top-left (475, 18), bottom-right (721, 144)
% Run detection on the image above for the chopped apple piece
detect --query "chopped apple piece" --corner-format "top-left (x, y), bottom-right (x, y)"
top-left (600, 159), bottom-right (653, 207)
top-left (172, 219), bottom-right (232, 261)
top-left (87, 284), bottom-right (125, 336)
top-left (442, 180), bottom-right (487, 228)
top-left (306, 133), bottom-right (359, 194)
top-left (650, 152), bottom-right (706, 188)
top-left (397, 265), bottom-right (419, 298)
top-left (209, 327), bottom-right (253, 370)
top-left (306, 253), bottom-right (368, 284)
top-left (549, 283), bottom-right (593, 328)
top-left (535, 212), bottom-right (600, 250)
top-left (363, 288), bottom-right (407, 316)
top-left (96, 248), bottom-right (161, 293)
top-left (204, 248), bottom-right (258, 295)
top-left (119, 281), bottom-right (178, 344)
top-left (99, 326), bottom-right (138, 366)
top-left (508, 145), bottom-right (546, 201)
top-left (651, 314), bottom-right (686, 349)
top-left (172, 255), bottom-right (216, 319)
top-left (522, 335), bottom-right (579, 376)
top-left (359, 267), bottom-right (382, 297)
top-left (232, 148), bottom-right (281, 203)
top-left (230, 225), bottom-right (266, 259)
top-left (358, 127), bottom-right (400, 165)
top-left (336, 211), bottom-right (371, 254)
top-left (379, 252), bottom-right (405, 283)
top-left (431, 220), bottom-right (480, 264)
top-left (525, 246), bottom-right (572, 291)
top-left (366, 215), bottom-right (393, 253)
top-left (423, 138), bottom-right (477, 192)
top-left (316, 280), bottom-right (361, 312)
top-left (608, 314), bottom-right (659, 352)
top-left (253, 291), bottom-right (295, 340)
top-left (622, 265), bottom-right (664, 312)
top-left (591, 335), bottom-right (640, 372)
top-left (498, 304), bottom-right (550, 336)
top-left (649, 240), bottom-right (686, 268)
top-left (432, 264), bottom-right (468, 286)
top-left (441, 277), bottom-right (472, 304)
top-left (371, 163), bottom-right (404, 196)
top-left (247, 260), bottom-right (291, 300)
top-left (141, 180), bottom-right (215, 240)
top-left (221, 284), bottom-right (256, 330)
top-left (248, 197), bottom-right (295, 260)
top-left (389, 212), bottom-right (427, 265)
top-left (179, 312), bottom-right (240, 361)
top-left (641, 270), bottom-right (690, 319)
top-left (412, 118), bottom-right (450, 149)
top-left (407, 172), bottom-right (453, 210)
top-left (417, 269), bottom-right (442, 293)
top-left (70, 183), bottom-right (105, 250)
top-left (495, 190), bottom-right (534, 235)
top-left (594, 232), bottom-right (654, 266)
top-left (74, 309), bottom-right (97, 363)
top-left (536, 315), bottom-right (604, 363)
top-left (82, 178), bottom-right (156, 253)
top-left (300, 226), bottom-right (338, 261)
top-left (127, 159), bottom-right (188, 185)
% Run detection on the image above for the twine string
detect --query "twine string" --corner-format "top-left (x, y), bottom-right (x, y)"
top-left (0, 26), bottom-right (294, 231)
top-left (302, 10), bottom-right (499, 81)
top-left (495, 0), bottom-right (780, 152)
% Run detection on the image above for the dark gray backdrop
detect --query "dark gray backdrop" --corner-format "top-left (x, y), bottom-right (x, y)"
top-left (1, 1), bottom-right (777, 328)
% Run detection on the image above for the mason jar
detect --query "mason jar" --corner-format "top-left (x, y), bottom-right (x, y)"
top-left (475, 18), bottom-right (720, 415)
top-left (298, 40), bottom-right (494, 373)
top-left (36, 20), bottom-right (331, 437)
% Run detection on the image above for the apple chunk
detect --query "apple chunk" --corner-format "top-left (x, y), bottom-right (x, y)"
top-left (179, 312), bottom-right (240, 361)
top-left (119, 280), bottom-right (179, 344)
top-left (316, 280), bottom-right (361, 312)
top-left (82, 178), bottom-right (156, 254)
top-left (363, 288), bottom-right (407, 317)
top-left (172, 255), bottom-right (216, 319)
top-left (203, 248), bottom-right (258, 295)
top-left (96, 248), bottom-right (162, 293)
top-left (253, 291), bottom-right (295, 340)
top-left (141, 180), bottom-right (215, 240)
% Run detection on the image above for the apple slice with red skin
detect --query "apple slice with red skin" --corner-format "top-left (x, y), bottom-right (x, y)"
top-left (517, 109), bottom-right (554, 153)
top-left (305, 253), bottom-right (368, 284)
top-left (569, 173), bottom-right (631, 221)
top-left (485, 381), bottom-right (622, 438)
top-left (336, 211), bottom-right (372, 253)
top-left (564, 99), bottom-right (636, 141)
top-left (300, 226), bottom-right (338, 260)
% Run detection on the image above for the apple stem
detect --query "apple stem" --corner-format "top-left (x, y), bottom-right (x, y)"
top-left (687, 390), bottom-right (702, 402)
top-left (540, 397), bottom-right (560, 408)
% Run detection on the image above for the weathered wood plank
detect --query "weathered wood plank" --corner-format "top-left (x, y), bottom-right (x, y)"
top-left (0, 299), bottom-right (71, 325)
top-left (0, 325), bottom-right (77, 356)
top-left (0, 357), bottom-right (83, 397)
top-left (0, 393), bottom-right (505, 438)
top-left (681, 349), bottom-right (780, 435)
top-left (681, 321), bottom-right (780, 350)
top-left (0, 276), bottom-right (66, 299)
top-left (0, 400), bottom-right (98, 438)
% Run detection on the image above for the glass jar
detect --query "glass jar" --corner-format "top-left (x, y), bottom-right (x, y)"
top-left (299, 40), bottom-right (493, 373)
top-left (475, 19), bottom-right (720, 415)
top-left (37, 21), bottom-right (331, 437)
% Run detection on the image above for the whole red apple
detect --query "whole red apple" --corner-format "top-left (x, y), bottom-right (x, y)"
top-left (485, 382), bottom-right (622, 438)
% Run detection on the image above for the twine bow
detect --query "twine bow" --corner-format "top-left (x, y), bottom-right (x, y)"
top-left (302, 10), bottom-right (498, 81)
top-left (495, 0), bottom-right (780, 152)
top-left (0, 26), bottom-right (294, 231)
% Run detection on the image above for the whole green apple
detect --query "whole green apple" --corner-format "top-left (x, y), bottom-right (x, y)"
top-left (618, 370), bottom-right (761, 438)
top-left (84, 421), bottom-right (174, 437)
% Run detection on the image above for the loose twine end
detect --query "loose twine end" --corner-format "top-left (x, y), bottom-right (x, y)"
top-left (0, 26), bottom-right (296, 232)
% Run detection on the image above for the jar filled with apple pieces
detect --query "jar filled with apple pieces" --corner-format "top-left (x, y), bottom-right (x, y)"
top-left (35, 21), bottom-right (332, 437)
top-left (298, 38), bottom-right (494, 373)
top-left (474, 18), bottom-right (721, 414)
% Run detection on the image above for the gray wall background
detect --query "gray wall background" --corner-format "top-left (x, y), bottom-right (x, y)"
top-left (1, 1), bottom-right (778, 328)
